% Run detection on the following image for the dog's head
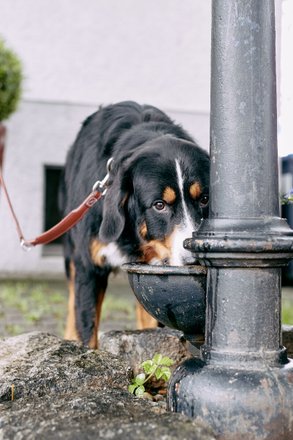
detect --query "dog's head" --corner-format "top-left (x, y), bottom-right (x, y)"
top-left (99, 136), bottom-right (209, 265)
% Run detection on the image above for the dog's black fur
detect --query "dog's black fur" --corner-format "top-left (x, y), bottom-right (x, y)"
top-left (59, 101), bottom-right (209, 346)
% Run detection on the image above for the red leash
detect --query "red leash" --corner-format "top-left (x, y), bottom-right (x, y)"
top-left (0, 158), bottom-right (113, 251)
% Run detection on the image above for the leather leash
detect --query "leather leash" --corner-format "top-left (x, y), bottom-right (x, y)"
top-left (0, 158), bottom-right (113, 251)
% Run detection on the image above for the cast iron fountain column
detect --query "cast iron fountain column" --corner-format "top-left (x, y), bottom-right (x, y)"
top-left (168, 1), bottom-right (293, 438)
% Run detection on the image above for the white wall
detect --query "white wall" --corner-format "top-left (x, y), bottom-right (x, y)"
top-left (278, 0), bottom-right (293, 157)
top-left (0, 0), bottom-right (211, 113)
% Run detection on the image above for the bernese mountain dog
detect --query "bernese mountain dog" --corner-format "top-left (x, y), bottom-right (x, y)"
top-left (59, 101), bottom-right (209, 348)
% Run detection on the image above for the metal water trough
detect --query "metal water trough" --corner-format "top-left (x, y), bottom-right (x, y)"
top-left (124, 263), bottom-right (206, 345)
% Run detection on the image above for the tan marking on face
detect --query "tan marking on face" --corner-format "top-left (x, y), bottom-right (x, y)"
top-left (163, 186), bottom-right (176, 204)
top-left (139, 222), bottom-right (148, 239)
top-left (140, 235), bottom-right (173, 264)
top-left (89, 239), bottom-right (106, 266)
top-left (189, 182), bottom-right (202, 200)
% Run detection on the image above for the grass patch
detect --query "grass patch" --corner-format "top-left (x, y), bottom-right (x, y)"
top-left (0, 279), bottom-right (292, 338)
top-left (102, 295), bottom-right (135, 320)
top-left (282, 300), bottom-right (293, 325)
top-left (0, 280), bottom-right (67, 338)
top-left (0, 278), bottom-right (136, 338)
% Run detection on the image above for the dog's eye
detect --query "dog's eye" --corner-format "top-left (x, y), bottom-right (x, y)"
top-left (153, 200), bottom-right (166, 211)
top-left (199, 194), bottom-right (209, 207)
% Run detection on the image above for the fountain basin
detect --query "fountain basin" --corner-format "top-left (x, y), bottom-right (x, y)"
top-left (122, 263), bottom-right (207, 344)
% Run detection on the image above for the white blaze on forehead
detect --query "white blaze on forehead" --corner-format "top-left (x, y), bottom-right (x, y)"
top-left (170, 160), bottom-right (196, 266)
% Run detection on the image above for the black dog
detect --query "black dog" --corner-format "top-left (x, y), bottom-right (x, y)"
top-left (59, 101), bottom-right (209, 348)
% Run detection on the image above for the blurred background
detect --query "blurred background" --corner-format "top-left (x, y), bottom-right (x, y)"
top-left (0, 0), bottom-right (292, 338)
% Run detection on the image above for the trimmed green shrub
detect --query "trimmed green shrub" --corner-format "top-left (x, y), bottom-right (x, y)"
top-left (0, 38), bottom-right (22, 121)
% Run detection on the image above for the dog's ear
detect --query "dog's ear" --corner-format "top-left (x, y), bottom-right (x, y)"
top-left (99, 168), bottom-right (130, 242)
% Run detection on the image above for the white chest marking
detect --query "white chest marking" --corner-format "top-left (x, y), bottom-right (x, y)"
top-left (99, 242), bottom-right (127, 268)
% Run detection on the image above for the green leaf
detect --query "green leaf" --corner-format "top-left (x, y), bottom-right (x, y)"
top-left (153, 353), bottom-right (163, 365)
top-left (141, 360), bottom-right (154, 374)
top-left (135, 385), bottom-right (145, 397)
top-left (161, 370), bottom-right (171, 382)
top-left (128, 384), bottom-right (138, 394)
top-left (155, 367), bottom-right (163, 380)
top-left (147, 364), bottom-right (157, 375)
top-left (155, 366), bottom-right (172, 381)
top-left (161, 356), bottom-right (175, 367)
top-left (134, 373), bottom-right (146, 385)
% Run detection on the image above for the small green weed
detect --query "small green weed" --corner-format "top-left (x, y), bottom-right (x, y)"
top-left (128, 353), bottom-right (174, 398)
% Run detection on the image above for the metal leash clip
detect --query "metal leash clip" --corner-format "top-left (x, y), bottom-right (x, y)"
top-left (20, 239), bottom-right (33, 252)
top-left (92, 157), bottom-right (114, 196)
